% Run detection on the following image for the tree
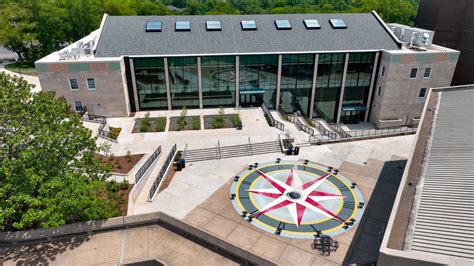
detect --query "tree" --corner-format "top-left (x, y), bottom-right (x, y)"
top-left (0, 73), bottom-right (116, 231)
top-left (359, 0), bottom-right (417, 25)
top-left (102, 0), bottom-right (136, 16)
top-left (0, 3), bottom-right (35, 61)
top-left (132, 0), bottom-right (172, 15)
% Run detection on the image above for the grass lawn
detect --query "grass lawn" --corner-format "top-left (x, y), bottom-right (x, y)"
top-left (4, 61), bottom-right (37, 76)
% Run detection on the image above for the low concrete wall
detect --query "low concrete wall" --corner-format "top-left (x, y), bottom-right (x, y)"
top-left (0, 212), bottom-right (274, 265)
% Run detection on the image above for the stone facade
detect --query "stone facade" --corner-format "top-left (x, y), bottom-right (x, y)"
top-left (369, 48), bottom-right (459, 128)
top-left (36, 60), bottom-right (129, 117)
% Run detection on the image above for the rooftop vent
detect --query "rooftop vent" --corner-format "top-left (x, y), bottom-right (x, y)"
top-left (275, 20), bottom-right (292, 30)
top-left (146, 21), bottom-right (162, 32)
top-left (241, 20), bottom-right (257, 31)
top-left (176, 21), bottom-right (190, 31)
top-left (388, 24), bottom-right (434, 49)
top-left (329, 19), bottom-right (347, 29)
top-left (304, 19), bottom-right (321, 29)
top-left (206, 20), bottom-right (222, 31)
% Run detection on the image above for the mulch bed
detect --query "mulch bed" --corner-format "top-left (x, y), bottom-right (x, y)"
top-left (169, 116), bottom-right (201, 131)
top-left (203, 114), bottom-right (240, 129)
top-left (96, 153), bottom-right (145, 174)
top-left (132, 117), bottom-right (167, 133)
top-left (157, 162), bottom-right (177, 193)
top-left (118, 184), bottom-right (133, 215)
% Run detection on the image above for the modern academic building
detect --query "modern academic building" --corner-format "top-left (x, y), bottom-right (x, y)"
top-left (36, 12), bottom-right (459, 127)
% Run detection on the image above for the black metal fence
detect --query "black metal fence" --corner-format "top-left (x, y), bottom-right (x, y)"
top-left (148, 144), bottom-right (177, 201)
top-left (309, 125), bottom-right (417, 143)
top-left (290, 115), bottom-right (315, 136)
top-left (135, 146), bottom-right (162, 184)
top-left (261, 103), bottom-right (285, 131)
top-left (314, 120), bottom-right (339, 139)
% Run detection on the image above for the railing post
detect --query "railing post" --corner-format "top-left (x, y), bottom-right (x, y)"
top-left (217, 140), bottom-right (221, 160)
top-left (248, 137), bottom-right (253, 156)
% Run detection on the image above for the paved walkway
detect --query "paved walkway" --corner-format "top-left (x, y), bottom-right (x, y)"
top-left (0, 63), bottom-right (41, 93)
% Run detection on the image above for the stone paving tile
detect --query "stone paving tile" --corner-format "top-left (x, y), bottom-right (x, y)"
top-left (122, 227), bottom-right (149, 260)
top-left (311, 256), bottom-right (339, 265)
top-left (203, 215), bottom-right (239, 239)
top-left (250, 234), bottom-right (288, 262)
top-left (218, 201), bottom-right (244, 223)
top-left (182, 206), bottom-right (216, 228)
top-left (195, 248), bottom-right (238, 266)
top-left (200, 184), bottom-right (230, 213)
top-left (226, 224), bottom-right (263, 250)
top-left (277, 245), bottom-right (316, 266)
top-left (339, 161), bottom-right (364, 176)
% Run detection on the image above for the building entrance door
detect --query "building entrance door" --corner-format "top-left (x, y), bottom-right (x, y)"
top-left (341, 110), bottom-right (364, 124)
top-left (240, 93), bottom-right (263, 107)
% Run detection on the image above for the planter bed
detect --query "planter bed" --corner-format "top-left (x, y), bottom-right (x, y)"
top-left (97, 153), bottom-right (145, 174)
top-left (204, 114), bottom-right (241, 129)
top-left (169, 116), bottom-right (201, 131)
top-left (132, 117), bottom-right (167, 133)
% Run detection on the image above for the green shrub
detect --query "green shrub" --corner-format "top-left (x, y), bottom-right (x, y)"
top-left (192, 117), bottom-right (201, 130)
top-left (155, 117), bottom-right (166, 132)
top-left (108, 180), bottom-right (119, 192)
top-left (108, 153), bottom-right (115, 162)
top-left (231, 114), bottom-right (241, 127)
top-left (282, 113), bottom-right (289, 121)
top-left (212, 116), bottom-right (224, 128)
top-left (139, 118), bottom-right (149, 132)
top-left (125, 150), bottom-right (132, 162)
top-left (108, 127), bottom-right (121, 140)
top-left (119, 180), bottom-right (129, 190)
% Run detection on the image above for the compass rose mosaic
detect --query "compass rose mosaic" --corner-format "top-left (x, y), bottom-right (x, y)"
top-left (230, 160), bottom-right (365, 239)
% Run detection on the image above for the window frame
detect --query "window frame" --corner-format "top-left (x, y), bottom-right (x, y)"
top-left (419, 88), bottom-right (427, 98)
top-left (423, 67), bottom-right (432, 79)
top-left (73, 100), bottom-right (82, 112)
top-left (381, 66), bottom-right (385, 77)
top-left (86, 78), bottom-right (96, 90)
top-left (69, 78), bottom-right (79, 91)
top-left (377, 86), bottom-right (382, 96)
top-left (410, 68), bottom-right (418, 79)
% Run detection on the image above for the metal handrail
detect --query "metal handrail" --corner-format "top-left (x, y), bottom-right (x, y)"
top-left (148, 144), bottom-right (177, 201)
top-left (135, 146), bottom-right (162, 184)
top-left (309, 125), bottom-right (418, 143)
top-left (261, 103), bottom-right (285, 132)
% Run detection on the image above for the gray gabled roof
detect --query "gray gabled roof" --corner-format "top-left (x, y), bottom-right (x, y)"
top-left (94, 12), bottom-right (400, 58)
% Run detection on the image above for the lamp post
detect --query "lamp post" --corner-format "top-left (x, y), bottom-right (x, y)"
top-left (15, 59), bottom-right (22, 77)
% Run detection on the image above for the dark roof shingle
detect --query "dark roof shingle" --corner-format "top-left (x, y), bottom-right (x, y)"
top-left (95, 13), bottom-right (400, 57)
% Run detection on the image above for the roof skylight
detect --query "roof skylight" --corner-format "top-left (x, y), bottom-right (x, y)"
top-left (176, 21), bottom-right (191, 31)
top-left (275, 20), bottom-right (292, 30)
top-left (329, 19), bottom-right (347, 29)
top-left (303, 19), bottom-right (321, 29)
top-left (206, 20), bottom-right (222, 31)
top-left (146, 21), bottom-right (162, 32)
top-left (241, 20), bottom-right (257, 31)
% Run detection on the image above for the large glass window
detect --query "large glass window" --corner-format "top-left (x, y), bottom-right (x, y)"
top-left (239, 55), bottom-right (278, 108)
top-left (134, 58), bottom-right (168, 110)
top-left (280, 54), bottom-right (315, 116)
top-left (168, 57), bottom-right (199, 108)
top-left (313, 53), bottom-right (345, 122)
top-left (340, 52), bottom-right (375, 123)
top-left (201, 56), bottom-right (236, 107)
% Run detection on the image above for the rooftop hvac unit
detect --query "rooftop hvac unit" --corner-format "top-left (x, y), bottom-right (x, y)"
top-left (388, 23), bottom-right (434, 49)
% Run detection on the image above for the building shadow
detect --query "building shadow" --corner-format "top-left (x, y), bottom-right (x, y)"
top-left (0, 234), bottom-right (89, 265)
top-left (343, 159), bottom-right (407, 265)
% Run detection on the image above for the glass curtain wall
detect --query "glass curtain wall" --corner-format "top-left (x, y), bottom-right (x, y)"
top-left (313, 53), bottom-right (345, 122)
top-left (340, 52), bottom-right (376, 122)
top-left (239, 55), bottom-right (278, 108)
top-left (168, 57), bottom-right (199, 108)
top-left (134, 57), bottom-right (168, 110)
top-left (280, 54), bottom-right (315, 116)
top-left (201, 56), bottom-right (236, 107)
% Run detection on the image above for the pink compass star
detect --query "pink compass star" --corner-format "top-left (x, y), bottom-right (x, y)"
top-left (248, 167), bottom-right (345, 227)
